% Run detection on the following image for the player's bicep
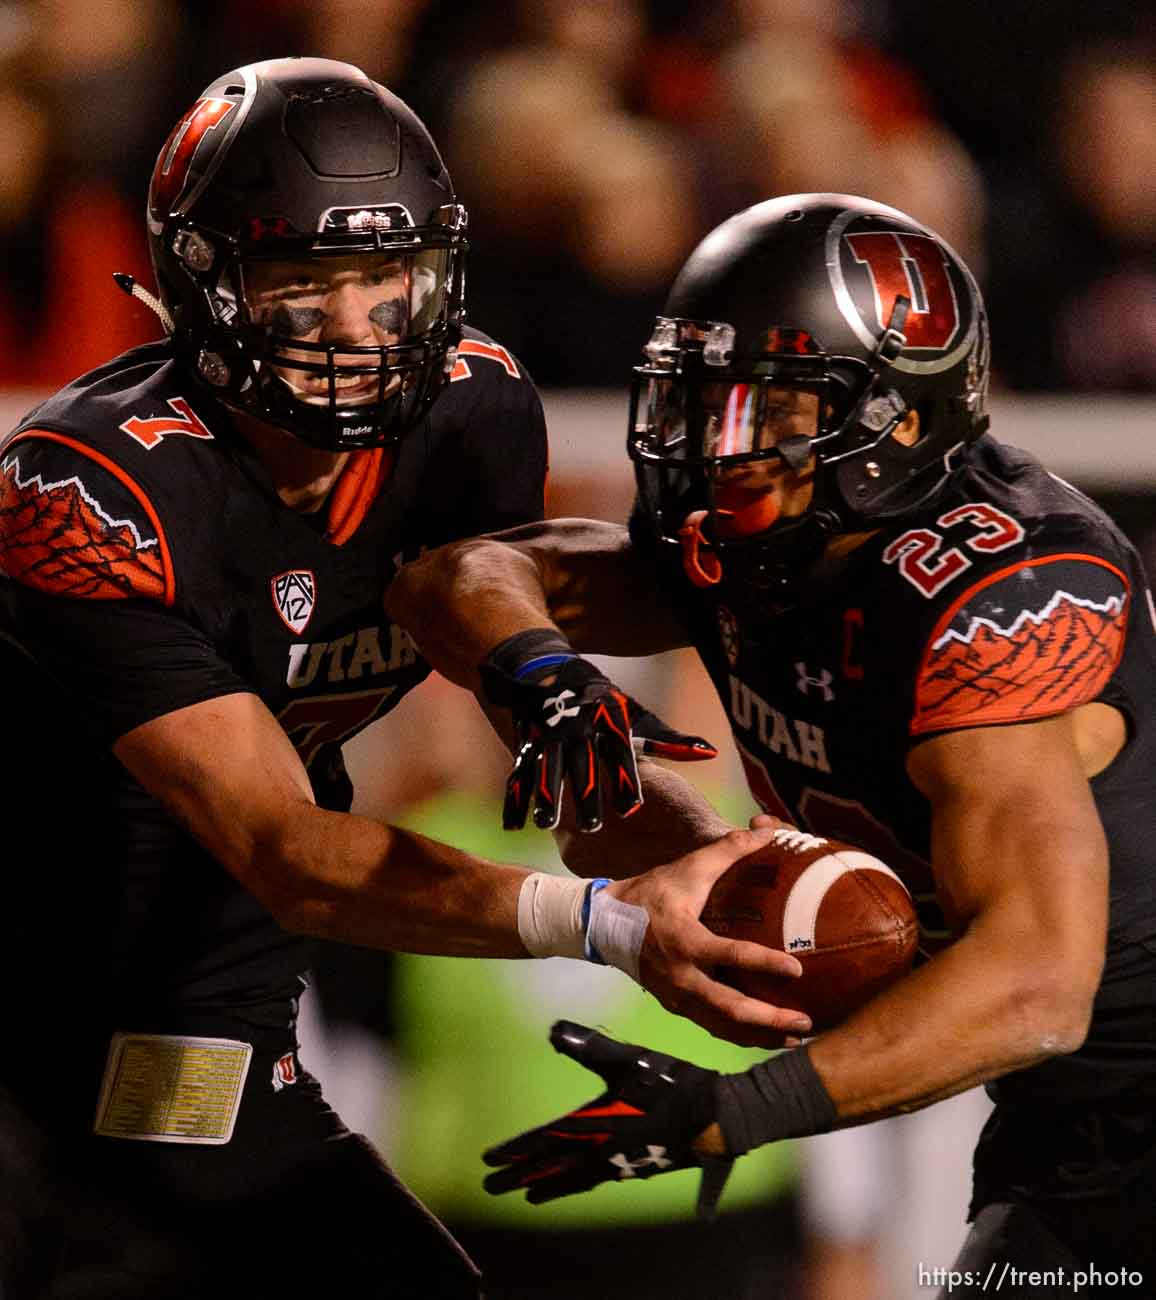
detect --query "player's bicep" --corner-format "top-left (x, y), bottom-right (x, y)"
top-left (906, 718), bottom-right (1108, 984)
top-left (3, 581), bottom-right (248, 745)
top-left (114, 692), bottom-right (317, 898)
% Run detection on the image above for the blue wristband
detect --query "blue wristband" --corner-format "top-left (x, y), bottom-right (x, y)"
top-left (581, 878), bottom-right (612, 964)
top-left (514, 653), bottom-right (577, 679)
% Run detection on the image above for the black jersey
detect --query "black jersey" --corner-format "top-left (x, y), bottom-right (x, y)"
top-left (634, 436), bottom-right (1156, 1106)
top-left (0, 331), bottom-right (545, 1117)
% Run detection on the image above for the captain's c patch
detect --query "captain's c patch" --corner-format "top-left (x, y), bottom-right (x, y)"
top-left (911, 555), bottom-right (1129, 735)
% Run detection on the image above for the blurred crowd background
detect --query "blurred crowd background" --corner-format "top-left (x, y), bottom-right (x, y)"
top-left (2, 2), bottom-right (1153, 1298)
top-left (1, 0), bottom-right (1153, 394)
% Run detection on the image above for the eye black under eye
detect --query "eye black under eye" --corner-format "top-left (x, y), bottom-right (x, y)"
top-left (369, 298), bottom-right (405, 331)
top-left (270, 304), bottom-right (325, 335)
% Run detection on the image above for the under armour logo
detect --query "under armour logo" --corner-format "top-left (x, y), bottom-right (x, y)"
top-left (610, 1146), bottom-right (674, 1178)
top-left (248, 216), bottom-right (292, 241)
top-left (795, 662), bottom-right (835, 702)
top-left (543, 689), bottom-right (581, 727)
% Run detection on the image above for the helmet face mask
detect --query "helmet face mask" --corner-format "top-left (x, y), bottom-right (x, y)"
top-left (239, 247), bottom-right (440, 407)
top-left (147, 59), bottom-right (468, 451)
top-left (628, 194), bottom-right (990, 583)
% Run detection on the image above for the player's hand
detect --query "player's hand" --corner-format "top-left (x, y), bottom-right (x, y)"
top-left (483, 1021), bottom-right (734, 1219)
top-left (480, 652), bottom-right (716, 833)
top-left (611, 824), bottom-right (813, 1047)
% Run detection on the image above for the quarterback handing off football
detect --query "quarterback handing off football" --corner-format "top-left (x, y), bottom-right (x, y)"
top-left (702, 827), bottom-right (919, 1032)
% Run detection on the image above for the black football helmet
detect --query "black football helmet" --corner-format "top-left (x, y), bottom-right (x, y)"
top-left (147, 57), bottom-right (467, 451)
top-left (628, 193), bottom-right (990, 585)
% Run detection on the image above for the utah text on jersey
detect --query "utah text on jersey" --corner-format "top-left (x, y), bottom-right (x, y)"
top-left (728, 674), bottom-right (832, 774)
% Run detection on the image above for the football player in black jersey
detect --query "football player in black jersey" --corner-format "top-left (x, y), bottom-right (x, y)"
top-left (389, 194), bottom-right (1156, 1292)
top-left (0, 59), bottom-right (809, 1300)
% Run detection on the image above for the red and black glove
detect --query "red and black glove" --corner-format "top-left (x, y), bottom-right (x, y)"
top-left (479, 629), bottom-right (716, 832)
top-left (482, 1021), bottom-right (733, 1217)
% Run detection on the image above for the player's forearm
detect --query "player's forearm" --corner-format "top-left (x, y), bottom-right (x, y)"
top-left (386, 537), bottom-right (557, 690)
top-left (707, 911), bottom-right (1101, 1158)
top-left (386, 520), bottom-right (691, 689)
top-left (557, 760), bottom-right (734, 878)
top-left (801, 720), bottom-right (1106, 1123)
top-left (797, 719), bottom-right (1105, 1124)
top-left (804, 913), bottom-right (1099, 1123)
top-left (262, 807), bottom-right (533, 957)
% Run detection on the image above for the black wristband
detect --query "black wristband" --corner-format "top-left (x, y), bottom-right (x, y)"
top-left (479, 628), bottom-right (578, 705)
top-left (715, 1047), bottom-right (838, 1156)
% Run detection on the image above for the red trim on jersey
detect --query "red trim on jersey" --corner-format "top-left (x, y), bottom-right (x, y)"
top-left (449, 338), bottom-right (521, 382)
top-left (325, 447), bottom-right (395, 546)
top-left (1, 430), bottom-right (176, 606)
top-left (910, 554), bottom-right (1129, 736)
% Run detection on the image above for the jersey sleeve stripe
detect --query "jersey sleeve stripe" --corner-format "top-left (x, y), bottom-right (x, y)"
top-left (2, 429), bottom-right (177, 607)
top-left (910, 553), bottom-right (1130, 736)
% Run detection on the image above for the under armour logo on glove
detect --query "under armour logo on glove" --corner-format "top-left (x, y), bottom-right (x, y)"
top-left (482, 1021), bottom-right (733, 1219)
top-left (610, 1146), bottom-right (675, 1177)
top-left (480, 629), bottom-right (717, 833)
top-left (544, 689), bottom-right (581, 726)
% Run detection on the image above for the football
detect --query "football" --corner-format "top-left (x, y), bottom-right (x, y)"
top-left (701, 827), bottom-right (919, 1032)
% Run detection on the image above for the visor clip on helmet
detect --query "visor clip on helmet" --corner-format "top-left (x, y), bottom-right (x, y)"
top-left (703, 322), bottom-right (736, 368)
top-left (875, 295), bottom-right (910, 367)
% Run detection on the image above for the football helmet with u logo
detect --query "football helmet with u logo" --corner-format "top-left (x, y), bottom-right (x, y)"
top-left (146, 57), bottom-right (467, 451)
top-left (628, 193), bottom-right (990, 586)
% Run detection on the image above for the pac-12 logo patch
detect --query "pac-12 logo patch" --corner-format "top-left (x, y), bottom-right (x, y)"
top-left (272, 570), bottom-right (317, 635)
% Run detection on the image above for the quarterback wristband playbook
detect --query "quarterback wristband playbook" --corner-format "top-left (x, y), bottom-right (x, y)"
top-left (517, 873), bottom-right (648, 981)
top-left (715, 1045), bottom-right (838, 1155)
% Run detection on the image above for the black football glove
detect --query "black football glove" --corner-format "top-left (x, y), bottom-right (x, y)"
top-left (482, 1021), bottom-right (734, 1219)
top-left (480, 634), bottom-right (716, 832)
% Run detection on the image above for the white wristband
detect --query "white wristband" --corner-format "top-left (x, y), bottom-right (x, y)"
top-left (517, 872), bottom-right (586, 960)
top-left (584, 879), bottom-right (649, 983)
top-left (516, 873), bottom-right (650, 983)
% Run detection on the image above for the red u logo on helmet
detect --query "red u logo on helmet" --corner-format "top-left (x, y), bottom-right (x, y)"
top-left (845, 231), bottom-right (961, 351)
top-left (149, 97), bottom-right (236, 224)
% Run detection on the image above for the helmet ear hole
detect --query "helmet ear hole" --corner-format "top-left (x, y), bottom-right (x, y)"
top-left (891, 408), bottom-right (922, 448)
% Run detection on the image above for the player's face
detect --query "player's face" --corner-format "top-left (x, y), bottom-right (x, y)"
top-left (705, 385), bottom-right (821, 521)
top-left (244, 253), bottom-right (410, 406)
